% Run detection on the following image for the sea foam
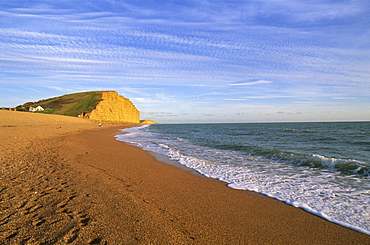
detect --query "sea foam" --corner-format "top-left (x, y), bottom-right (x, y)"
top-left (116, 123), bottom-right (370, 235)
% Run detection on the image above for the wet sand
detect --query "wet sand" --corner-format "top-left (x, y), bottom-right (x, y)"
top-left (1, 110), bottom-right (369, 244)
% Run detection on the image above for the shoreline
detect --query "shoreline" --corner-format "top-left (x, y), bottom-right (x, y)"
top-left (116, 126), bottom-right (370, 236)
top-left (1, 111), bottom-right (369, 244)
top-left (73, 126), bottom-right (370, 244)
top-left (143, 151), bottom-right (369, 236)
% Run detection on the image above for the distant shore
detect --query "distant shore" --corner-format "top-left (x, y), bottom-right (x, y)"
top-left (1, 110), bottom-right (369, 244)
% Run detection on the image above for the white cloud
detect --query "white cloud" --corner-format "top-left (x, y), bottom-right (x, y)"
top-left (224, 98), bottom-right (249, 101)
top-left (133, 93), bottom-right (176, 104)
top-left (229, 80), bottom-right (273, 86)
top-left (134, 98), bottom-right (162, 103)
top-left (45, 86), bottom-right (74, 93)
top-left (331, 97), bottom-right (357, 100)
top-left (243, 95), bottom-right (290, 99)
top-left (0, 0), bottom-right (369, 122)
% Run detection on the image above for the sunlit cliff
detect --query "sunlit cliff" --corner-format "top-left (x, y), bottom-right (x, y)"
top-left (87, 91), bottom-right (140, 124)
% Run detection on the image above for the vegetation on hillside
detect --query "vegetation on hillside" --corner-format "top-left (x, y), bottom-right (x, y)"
top-left (16, 92), bottom-right (103, 117)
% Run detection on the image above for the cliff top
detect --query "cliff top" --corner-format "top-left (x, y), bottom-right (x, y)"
top-left (16, 91), bottom-right (104, 117)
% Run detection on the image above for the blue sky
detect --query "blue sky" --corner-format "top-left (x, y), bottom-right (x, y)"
top-left (0, 0), bottom-right (369, 123)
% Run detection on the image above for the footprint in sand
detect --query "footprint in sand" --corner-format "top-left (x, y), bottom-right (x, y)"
top-left (68, 194), bottom-right (77, 200)
top-left (79, 215), bottom-right (91, 227)
top-left (27, 204), bottom-right (42, 214)
top-left (87, 237), bottom-right (105, 244)
top-left (56, 199), bottom-right (68, 209)
top-left (3, 231), bottom-right (18, 240)
top-left (32, 219), bottom-right (46, 226)
top-left (63, 227), bottom-right (80, 243)
top-left (15, 200), bottom-right (28, 209)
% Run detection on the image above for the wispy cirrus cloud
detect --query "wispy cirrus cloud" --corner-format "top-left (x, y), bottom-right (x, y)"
top-left (229, 80), bottom-right (273, 86)
top-left (0, 0), bottom-right (369, 122)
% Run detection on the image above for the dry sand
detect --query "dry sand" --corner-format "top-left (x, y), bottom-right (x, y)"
top-left (1, 110), bottom-right (369, 244)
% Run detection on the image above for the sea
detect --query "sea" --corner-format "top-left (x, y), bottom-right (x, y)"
top-left (115, 122), bottom-right (370, 235)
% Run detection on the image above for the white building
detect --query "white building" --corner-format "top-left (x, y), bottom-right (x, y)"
top-left (29, 106), bottom-right (44, 112)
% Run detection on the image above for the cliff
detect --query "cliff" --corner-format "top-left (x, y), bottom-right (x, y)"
top-left (87, 91), bottom-right (140, 124)
top-left (17, 91), bottom-right (142, 124)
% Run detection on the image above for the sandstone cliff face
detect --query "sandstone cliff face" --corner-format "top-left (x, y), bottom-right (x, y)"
top-left (87, 91), bottom-right (140, 124)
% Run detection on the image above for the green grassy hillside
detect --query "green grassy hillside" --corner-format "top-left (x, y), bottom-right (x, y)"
top-left (17, 92), bottom-right (103, 117)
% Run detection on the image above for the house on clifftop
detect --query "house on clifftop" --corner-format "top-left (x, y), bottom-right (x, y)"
top-left (29, 106), bottom-right (44, 112)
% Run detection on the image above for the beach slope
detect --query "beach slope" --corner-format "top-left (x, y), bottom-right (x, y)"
top-left (0, 111), bottom-right (369, 244)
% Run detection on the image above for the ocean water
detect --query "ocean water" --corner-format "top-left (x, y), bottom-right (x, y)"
top-left (115, 122), bottom-right (370, 235)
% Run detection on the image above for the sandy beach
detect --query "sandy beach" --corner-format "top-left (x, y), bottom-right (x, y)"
top-left (1, 110), bottom-right (369, 244)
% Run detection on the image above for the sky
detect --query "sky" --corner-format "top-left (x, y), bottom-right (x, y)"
top-left (0, 0), bottom-right (369, 123)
